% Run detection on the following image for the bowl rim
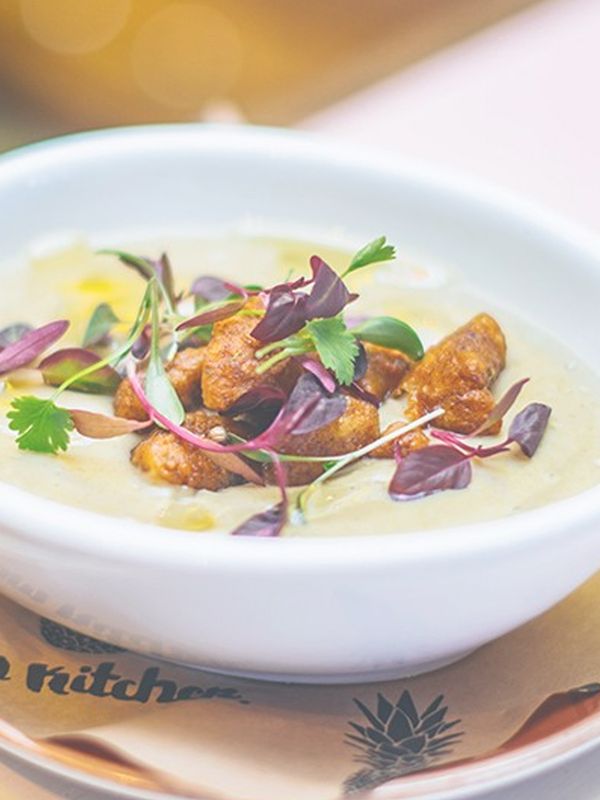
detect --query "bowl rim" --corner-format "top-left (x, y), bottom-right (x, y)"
top-left (0, 122), bottom-right (599, 567)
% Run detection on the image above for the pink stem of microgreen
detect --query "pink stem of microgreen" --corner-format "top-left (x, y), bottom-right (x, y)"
top-left (430, 429), bottom-right (512, 457)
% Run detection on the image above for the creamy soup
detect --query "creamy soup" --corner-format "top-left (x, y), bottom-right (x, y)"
top-left (0, 236), bottom-right (599, 537)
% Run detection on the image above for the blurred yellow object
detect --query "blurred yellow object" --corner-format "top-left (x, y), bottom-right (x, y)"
top-left (0, 0), bottom-right (540, 131)
top-left (20, 0), bottom-right (131, 55)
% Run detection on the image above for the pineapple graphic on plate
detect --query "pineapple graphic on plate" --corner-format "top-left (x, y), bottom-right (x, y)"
top-left (344, 690), bottom-right (464, 794)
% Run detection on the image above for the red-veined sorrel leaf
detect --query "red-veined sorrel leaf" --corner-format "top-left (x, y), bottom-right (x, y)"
top-left (224, 385), bottom-right (287, 417)
top-left (251, 288), bottom-right (308, 342)
top-left (176, 296), bottom-right (247, 330)
top-left (389, 445), bottom-right (472, 501)
top-left (0, 320), bottom-right (69, 375)
top-left (0, 323), bottom-right (33, 351)
top-left (231, 501), bottom-right (287, 537)
top-left (279, 372), bottom-right (347, 437)
top-left (508, 402), bottom-right (552, 457)
top-left (299, 357), bottom-right (337, 393)
top-left (40, 348), bottom-right (121, 394)
top-left (70, 409), bottom-right (152, 438)
top-left (472, 377), bottom-right (530, 435)
top-left (303, 256), bottom-right (357, 319)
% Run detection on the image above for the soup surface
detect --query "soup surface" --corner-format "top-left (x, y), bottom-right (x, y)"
top-left (1, 235), bottom-right (599, 536)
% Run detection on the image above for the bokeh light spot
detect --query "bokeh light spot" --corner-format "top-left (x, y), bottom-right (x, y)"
top-left (20, 0), bottom-right (131, 55)
top-left (131, 2), bottom-right (242, 111)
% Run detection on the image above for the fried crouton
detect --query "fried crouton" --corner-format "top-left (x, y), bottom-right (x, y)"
top-left (370, 425), bottom-right (430, 459)
top-left (131, 409), bottom-right (239, 491)
top-left (201, 298), bottom-right (297, 412)
top-left (114, 346), bottom-right (205, 421)
top-left (358, 343), bottom-right (412, 401)
top-left (401, 313), bottom-right (506, 434)
top-left (113, 378), bottom-right (148, 422)
top-left (266, 396), bottom-right (380, 486)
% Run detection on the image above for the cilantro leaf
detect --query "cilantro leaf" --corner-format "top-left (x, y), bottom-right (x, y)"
top-left (344, 236), bottom-right (396, 277)
top-left (306, 317), bottom-right (359, 385)
top-left (7, 396), bottom-right (73, 454)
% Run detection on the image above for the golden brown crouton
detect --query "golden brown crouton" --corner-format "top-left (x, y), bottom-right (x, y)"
top-left (201, 298), bottom-right (297, 412)
top-left (370, 425), bottom-right (430, 459)
top-left (113, 377), bottom-right (148, 422)
top-left (266, 396), bottom-right (380, 486)
top-left (131, 410), bottom-right (239, 491)
top-left (400, 313), bottom-right (506, 434)
top-left (358, 343), bottom-right (412, 401)
top-left (114, 346), bottom-right (205, 421)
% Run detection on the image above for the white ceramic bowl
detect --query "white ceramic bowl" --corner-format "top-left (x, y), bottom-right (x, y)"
top-left (0, 125), bottom-right (598, 683)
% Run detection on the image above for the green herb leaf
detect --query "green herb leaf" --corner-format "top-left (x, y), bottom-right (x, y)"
top-left (146, 280), bottom-right (184, 425)
top-left (306, 317), bottom-right (359, 385)
top-left (352, 316), bottom-right (424, 360)
top-left (82, 303), bottom-right (119, 348)
top-left (344, 236), bottom-right (396, 277)
top-left (8, 396), bottom-right (73, 454)
top-left (145, 354), bottom-right (185, 425)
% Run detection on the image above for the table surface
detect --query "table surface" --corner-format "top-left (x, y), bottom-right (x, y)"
top-left (2, 0), bottom-right (600, 796)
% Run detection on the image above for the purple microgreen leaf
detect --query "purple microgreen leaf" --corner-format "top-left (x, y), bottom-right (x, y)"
top-left (305, 317), bottom-right (359, 386)
top-left (0, 323), bottom-right (33, 351)
top-left (191, 276), bottom-right (238, 302)
top-left (298, 357), bottom-right (337, 393)
top-left (389, 445), bottom-right (472, 501)
top-left (231, 501), bottom-right (287, 537)
top-left (352, 316), bottom-right (424, 360)
top-left (304, 256), bottom-right (357, 319)
top-left (100, 250), bottom-right (177, 306)
top-left (70, 409), bottom-right (152, 438)
top-left (205, 450), bottom-right (266, 485)
top-left (0, 320), bottom-right (69, 375)
top-left (176, 296), bottom-right (247, 330)
top-left (82, 303), bottom-right (120, 348)
top-left (39, 348), bottom-right (121, 395)
top-left (471, 377), bottom-right (530, 435)
top-left (352, 342), bottom-right (368, 381)
top-left (131, 324), bottom-right (152, 359)
top-left (8, 396), bottom-right (73, 453)
top-left (344, 382), bottom-right (380, 408)
top-left (156, 253), bottom-right (177, 306)
top-left (278, 372), bottom-right (347, 437)
top-left (232, 452), bottom-right (288, 536)
top-left (251, 289), bottom-right (308, 343)
top-left (224, 385), bottom-right (287, 417)
top-left (508, 403), bottom-right (552, 458)
top-left (344, 236), bottom-right (396, 277)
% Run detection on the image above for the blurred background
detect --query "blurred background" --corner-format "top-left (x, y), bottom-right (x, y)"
top-left (0, 0), bottom-right (540, 151)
